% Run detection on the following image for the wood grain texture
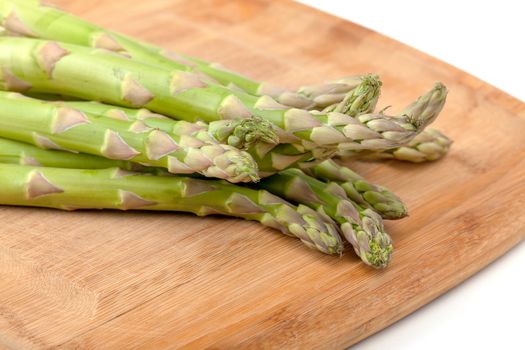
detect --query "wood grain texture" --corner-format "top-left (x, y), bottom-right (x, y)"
top-left (1, 0), bottom-right (524, 348)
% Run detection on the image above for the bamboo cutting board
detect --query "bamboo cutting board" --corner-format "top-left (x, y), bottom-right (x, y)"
top-left (1, 0), bottom-right (524, 348)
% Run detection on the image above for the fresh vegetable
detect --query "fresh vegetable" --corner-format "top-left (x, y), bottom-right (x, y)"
top-left (336, 82), bottom-right (448, 153)
top-left (0, 162), bottom-right (344, 254)
top-left (257, 168), bottom-right (393, 268)
top-left (0, 91), bottom-right (259, 182)
top-left (35, 95), bottom-right (280, 150)
top-left (0, 0), bottom-right (454, 268)
top-left (0, 0), bottom-right (351, 111)
top-left (354, 129), bottom-right (453, 163)
top-left (303, 159), bottom-right (407, 220)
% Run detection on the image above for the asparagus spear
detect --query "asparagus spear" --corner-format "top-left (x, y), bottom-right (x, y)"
top-left (0, 91), bottom-right (259, 183)
top-left (0, 0), bottom-right (323, 110)
top-left (21, 95), bottom-right (331, 174)
top-left (0, 162), bottom-right (344, 255)
top-left (303, 159), bottom-right (408, 220)
top-left (0, 137), bottom-right (346, 255)
top-left (32, 96), bottom-right (280, 150)
top-left (257, 168), bottom-right (393, 268)
top-left (0, 136), bottom-right (171, 176)
top-left (355, 129), bottom-right (453, 163)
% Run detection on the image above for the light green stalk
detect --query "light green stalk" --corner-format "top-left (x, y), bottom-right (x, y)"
top-left (303, 159), bottom-right (407, 220)
top-left (39, 97), bottom-right (279, 150)
top-left (0, 0), bottom-right (326, 110)
top-left (0, 162), bottom-right (344, 255)
top-left (257, 168), bottom-right (393, 268)
top-left (0, 91), bottom-right (259, 182)
top-left (247, 81), bottom-right (448, 175)
top-left (356, 129), bottom-right (453, 163)
top-left (0, 136), bottom-right (142, 170)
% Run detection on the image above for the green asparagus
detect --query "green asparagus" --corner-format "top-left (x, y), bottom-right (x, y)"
top-left (0, 136), bottom-right (140, 170)
top-left (257, 168), bottom-right (393, 268)
top-left (246, 81), bottom-right (448, 175)
top-left (0, 91), bottom-right (259, 182)
top-left (355, 129), bottom-right (453, 163)
top-left (0, 137), bottom-right (349, 255)
top-left (0, 36), bottom-right (334, 148)
top-left (0, 162), bottom-right (344, 254)
top-left (0, 0), bottom-right (327, 110)
top-left (303, 159), bottom-right (407, 220)
top-left (34, 96), bottom-right (280, 150)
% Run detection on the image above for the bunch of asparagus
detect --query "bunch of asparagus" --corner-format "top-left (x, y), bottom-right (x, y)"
top-left (0, 0), bottom-right (452, 268)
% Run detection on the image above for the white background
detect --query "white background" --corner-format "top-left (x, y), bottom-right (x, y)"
top-left (296, 1), bottom-right (525, 349)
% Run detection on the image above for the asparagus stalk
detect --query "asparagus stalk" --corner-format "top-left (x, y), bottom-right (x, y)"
top-left (0, 162), bottom-right (344, 255)
top-left (0, 0), bottom-right (323, 110)
top-left (0, 91), bottom-right (259, 182)
top-left (355, 129), bottom-right (453, 163)
top-left (0, 33), bottom-right (438, 155)
top-left (23, 95), bottom-right (330, 175)
top-left (0, 137), bottom-right (172, 176)
top-left (0, 136), bottom-right (141, 170)
top-left (17, 93), bottom-right (332, 175)
top-left (303, 159), bottom-right (408, 220)
top-left (34, 96), bottom-right (280, 150)
top-left (257, 168), bottom-right (393, 268)
top-left (0, 36), bottom-right (332, 149)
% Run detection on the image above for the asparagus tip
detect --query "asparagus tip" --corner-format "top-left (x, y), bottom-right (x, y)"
top-left (345, 209), bottom-right (393, 269)
top-left (403, 81), bottom-right (448, 130)
top-left (211, 116), bottom-right (279, 149)
top-left (325, 73), bottom-right (382, 116)
top-left (365, 237), bottom-right (393, 269)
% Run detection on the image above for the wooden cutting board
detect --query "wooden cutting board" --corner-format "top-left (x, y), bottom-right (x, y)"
top-left (1, 0), bottom-right (524, 349)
